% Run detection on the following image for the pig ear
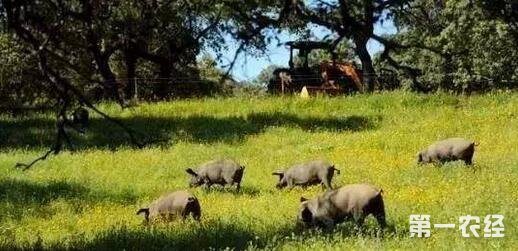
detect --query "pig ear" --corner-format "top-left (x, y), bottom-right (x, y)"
top-left (185, 168), bottom-right (198, 176)
top-left (272, 171), bottom-right (284, 176)
top-left (300, 197), bottom-right (308, 202)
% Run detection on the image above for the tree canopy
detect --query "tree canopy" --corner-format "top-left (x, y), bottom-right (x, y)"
top-left (384, 0), bottom-right (518, 92)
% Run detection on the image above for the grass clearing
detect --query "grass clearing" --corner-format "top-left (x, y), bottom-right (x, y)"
top-left (0, 91), bottom-right (517, 250)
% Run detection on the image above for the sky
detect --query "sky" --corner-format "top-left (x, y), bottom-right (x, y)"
top-left (210, 19), bottom-right (398, 82)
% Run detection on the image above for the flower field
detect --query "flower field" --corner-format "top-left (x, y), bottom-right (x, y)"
top-left (0, 91), bottom-right (516, 250)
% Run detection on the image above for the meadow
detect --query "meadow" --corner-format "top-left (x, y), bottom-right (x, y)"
top-left (0, 91), bottom-right (517, 250)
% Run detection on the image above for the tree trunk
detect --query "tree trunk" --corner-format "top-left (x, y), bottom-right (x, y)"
top-left (354, 39), bottom-right (375, 93)
top-left (96, 54), bottom-right (125, 104)
top-left (82, 0), bottom-right (126, 106)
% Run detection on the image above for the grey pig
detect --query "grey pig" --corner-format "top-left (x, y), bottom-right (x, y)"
top-left (418, 137), bottom-right (476, 165)
top-left (137, 191), bottom-right (201, 222)
top-left (186, 159), bottom-right (245, 191)
top-left (298, 184), bottom-right (386, 229)
top-left (272, 160), bottom-right (340, 190)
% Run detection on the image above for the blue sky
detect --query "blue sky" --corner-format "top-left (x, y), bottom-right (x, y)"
top-left (210, 19), bottom-right (397, 81)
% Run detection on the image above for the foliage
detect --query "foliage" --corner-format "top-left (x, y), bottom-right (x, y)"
top-left (0, 34), bottom-right (48, 107)
top-left (0, 92), bottom-right (517, 250)
top-left (0, 0), bottom-right (288, 104)
top-left (253, 64), bottom-right (283, 87)
top-left (1, 0), bottom-right (517, 107)
top-left (283, 0), bottom-right (409, 92)
top-left (479, 0), bottom-right (518, 42)
top-left (388, 0), bottom-right (518, 92)
top-left (293, 40), bottom-right (358, 68)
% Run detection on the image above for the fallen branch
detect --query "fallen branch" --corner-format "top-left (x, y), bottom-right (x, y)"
top-left (15, 149), bottom-right (54, 170)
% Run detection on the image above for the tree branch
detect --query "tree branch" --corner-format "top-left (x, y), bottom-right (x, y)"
top-left (15, 149), bottom-right (54, 170)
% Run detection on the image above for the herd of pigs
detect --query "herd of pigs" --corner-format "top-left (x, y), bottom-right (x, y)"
top-left (137, 137), bottom-right (477, 229)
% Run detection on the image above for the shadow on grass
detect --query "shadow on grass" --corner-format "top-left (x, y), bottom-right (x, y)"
top-left (54, 221), bottom-right (400, 250)
top-left (289, 221), bottom-right (404, 243)
top-left (0, 178), bottom-right (87, 205)
top-left (0, 217), bottom-right (404, 250)
top-left (0, 112), bottom-right (381, 150)
top-left (195, 185), bottom-right (262, 197)
top-left (78, 222), bottom-right (274, 250)
top-left (0, 221), bottom-right (293, 250)
top-left (328, 222), bottom-right (403, 239)
top-left (0, 178), bottom-right (138, 221)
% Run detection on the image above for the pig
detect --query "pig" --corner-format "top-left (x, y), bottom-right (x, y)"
top-left (137, 191), bottom-right (201, 223)
top-left (272, 160), bottom-right (340, 190)
top-left (185, 159), bottom-right (245, 191)
top-left (298, 184), bottom-right (386, 229)
top-left (417, 138), bottom-right (476, 165)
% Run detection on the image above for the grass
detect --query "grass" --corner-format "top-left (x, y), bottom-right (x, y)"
top-left (0, 91), bottom-right (517, 250)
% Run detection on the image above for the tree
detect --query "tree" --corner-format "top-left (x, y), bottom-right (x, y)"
top-left (387, 0), bottom-right (518, 91)
top-left (0, 0), bottom-right (291, 168)
top-left (0, 0), bottom-right (228, 168)
top-left (283, 0), bottom-right (408, 92)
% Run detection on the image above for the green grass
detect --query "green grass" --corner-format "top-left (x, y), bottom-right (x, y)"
top-left (0, 91), bottom-right (517, 250)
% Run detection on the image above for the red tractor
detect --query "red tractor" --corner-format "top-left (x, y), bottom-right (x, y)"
top-left (267, 41), bottom-right (363, 95)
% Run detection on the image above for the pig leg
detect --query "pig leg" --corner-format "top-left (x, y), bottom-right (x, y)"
top-left (223, 176), bottom-right (234, 190)
top-left (352, 211), bottom-right (365, 227)
top-left (322, 177), bottom-right (332, 190)
top-left (167, 213), bottom-right (176, 222)
top-left (203, 182), bottom-right (212, 190)
top-left (429, 153), bottom-right (440, 163)
top-left (222, 175), bottom-right (240, 192)
top-left (200, 177), bottom-right (212, 189)
top-left (287, 178), bottom-right (295, 189)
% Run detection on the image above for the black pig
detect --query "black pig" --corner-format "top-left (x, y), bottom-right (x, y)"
top-left (418, 138), bottom-right (476, 165)
top-left (137, 191), bottom-right (201, 222)
top-left (298, 184), bottom-right (386, 229)
top-left (186, 159), bottom-right (245, 191)
top-left (273, 160), bottom-right (340, 190)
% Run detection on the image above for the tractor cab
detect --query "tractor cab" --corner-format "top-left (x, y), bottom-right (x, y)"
top-left (267, 40), bottom-right (363, 95)
top-left (286, 41), bottom-right (334, 70)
